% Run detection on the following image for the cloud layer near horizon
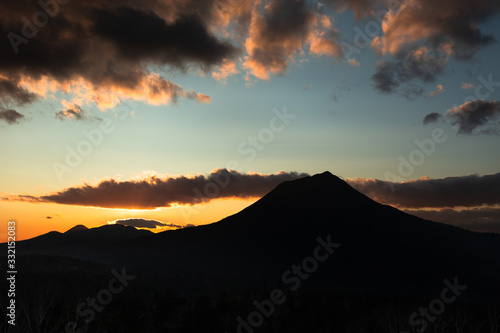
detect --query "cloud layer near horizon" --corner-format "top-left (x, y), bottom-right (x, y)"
top-left (3, 169), bottom-right (309, 209)
top-left (4, 169), bottom-right (499, 210)
top-left (109, 218), bottom-right (194, 229)
top-left (346, 173), bottom-right (500, 209)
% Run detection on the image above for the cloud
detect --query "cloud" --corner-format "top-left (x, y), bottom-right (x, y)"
top-left (462, 82), bottom-right (475, 90)
top-left (4, 169), bottom-right (309, 209)
top-left (404, 207), bottom-right (500, 234)
top-left (212, 59), bottom-right (239, 82)
top-left (55, 104), bottom-right (85, 121)
top-left (347, 58), bottom-right (360, 67)
top-left (0, 108), bottom-right (25, 124)
top-left (347, 173), bottom-right (500, 209)
top-left (243, 0), bottom-right (342, 80)
top-left (0, 1), bottom-right (238, 111)
top-left (0, 76), bottom-right (38, 106)
top-left (324, 0), bottom-right (384, 19)
top-left (423, 112), bottom-right (442, 125)
top-left (445, 100), bottom-right (500, 135)
top-left (371, 0), bottom-right (498, 58)
top-left (429, 84), bottom-right (444, 98)
top-left (370, 0), bottom-right (499, 95)
top-left (372, 61), bottom-right (399, 93)
top-left (109, 218), bottom-right (186, 229)
top-left (371, 46), bottom-right (446, 97)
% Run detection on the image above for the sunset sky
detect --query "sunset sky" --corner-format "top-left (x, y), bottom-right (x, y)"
top-left (1, 0), bottom-right (500, 241)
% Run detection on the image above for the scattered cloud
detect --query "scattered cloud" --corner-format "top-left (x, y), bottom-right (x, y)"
top-left (347, 58), bottom-right (360, 67)
top-left (55, 104), bottom-right (85, 121)
top-left (243, 0), bottom-right (343, 80)
top-left (3, 169), bottom-right (309, 209)
top-left (370, 0), bottom-right (499, 96)
top-left (0, 76), bottom-right (38, 106)
top-left (429, 84), bottom-right (444, 98)
top-left (302, 84), bottom-right (313, 92)
top-left (0, 108), bottom-right (25, 124)
top-left (371, 46), bottom-right (446, 98)
top-left (423, 112), bottom-right (442, 125)
top-left (0, 0), bottom-right (496, 109)
top-left (462, 82), bottom-right (475, 90)
top-left (212, 59), bottom-right (239, 82)
top-left (445, 100), bottom-right (500, 135)
top-left (371, 0), bottom-right (498, 58)
top-left (0, 0), bottom-right (238, 112)
top-left (347, 173), bottom-right (500, 209)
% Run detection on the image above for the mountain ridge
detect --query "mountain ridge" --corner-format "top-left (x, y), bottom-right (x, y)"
top-left (9, 171), bottom-right (500, 300)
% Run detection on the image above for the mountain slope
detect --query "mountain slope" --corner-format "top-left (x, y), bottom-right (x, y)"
top-left (14, 172), bottom-right (500, 299)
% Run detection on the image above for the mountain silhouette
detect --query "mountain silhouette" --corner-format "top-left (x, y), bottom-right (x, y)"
top-left (65, 224), bottom-right (88, 233)
top-left (15, 171), bottom-right (500, 300)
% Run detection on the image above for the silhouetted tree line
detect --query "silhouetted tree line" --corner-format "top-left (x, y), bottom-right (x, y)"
top-left (1, 255), bottom-right (499, 333)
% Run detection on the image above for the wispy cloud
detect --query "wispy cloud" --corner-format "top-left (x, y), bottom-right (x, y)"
top-left (0, 108), bottom-right (25, 124)
top-left (429, 84), bottom-right (444, 98)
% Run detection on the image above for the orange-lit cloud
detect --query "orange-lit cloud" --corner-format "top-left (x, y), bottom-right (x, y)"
top-left (0, 0), bottom-right (238, 118)
top-left (212, 59), bottom-right (240, 82)
top-left (429, 84), bottom-right (444, 98)
top-left (243, 0), bottom-right (343, 80)
top-left (370, 0), bottom-right (498, 96)
top-left (3, 169), bottom-right (309, 209)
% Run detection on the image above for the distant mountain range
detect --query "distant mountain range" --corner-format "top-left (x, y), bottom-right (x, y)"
top-left (12, 171), bottom-right (500, 300)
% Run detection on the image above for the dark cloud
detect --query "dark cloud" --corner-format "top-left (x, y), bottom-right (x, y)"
top-left (371, 0), bottom-right (499, 95)
top-left (0, 77), bottom-right (38, 106)
top-left (347, 173), bottom-right (500, 209)
top-left (0, 0), bottom-right (238, 110)
top-left (423, 112), bottom-right (442, 125)
top-left (445, 100), bottom-right (500, 135)
top-left (0, 108), bottom-right (25, 124)
top-left (371, 46), bottom-right (445, 98)
top-left (110, 218), bottom-right (186, 229)
top-left (405, 208), bottom-right (500, 234)
top-left (91, 7), bottom-right (237, 70)
top-left (4, 169), bottom-right (309, 209)
top-left (244, 0), bottom-right (344, 79)
top-left (372, 61), bottom-right (399, 93)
